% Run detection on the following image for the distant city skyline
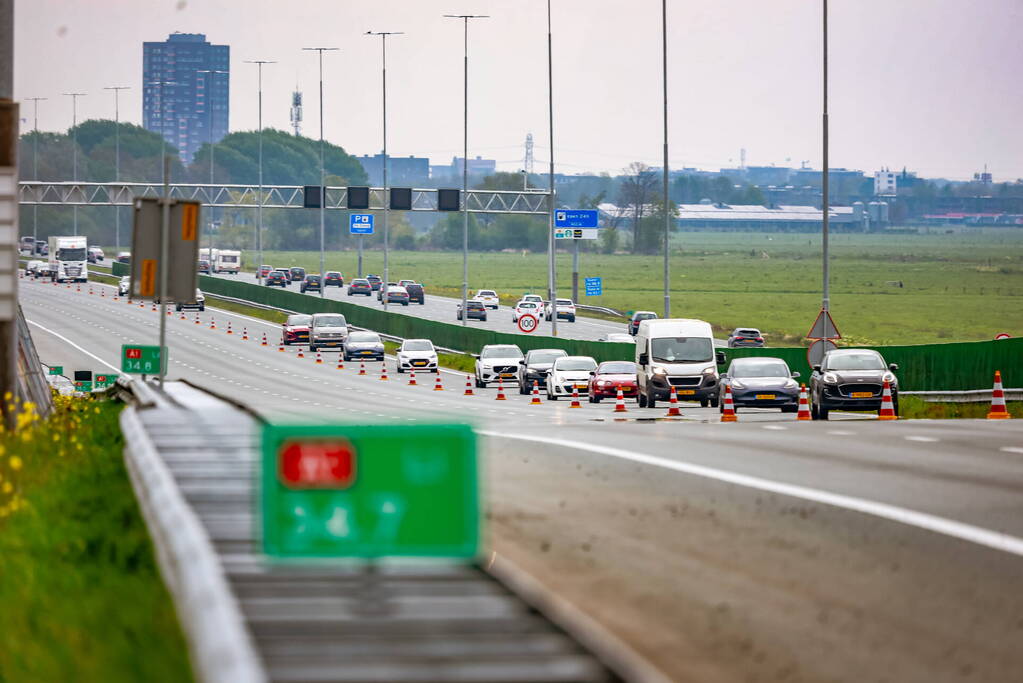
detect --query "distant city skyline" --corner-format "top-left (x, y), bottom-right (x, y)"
top-left (12, 0), bottom-right (1023, 181)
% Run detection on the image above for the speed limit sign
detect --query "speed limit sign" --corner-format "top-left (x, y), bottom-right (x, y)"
top-left (518, 313), bottom-right (538, 334)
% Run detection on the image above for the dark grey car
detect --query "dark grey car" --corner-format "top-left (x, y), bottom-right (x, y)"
top-left (810, 349), bottom-right (899, 420)
top-left (342, 330), bottom-right (385, 362)
top-left (516, 348), bottom-right (568, 394)
top-left (727, 327), bottom-right (765, 348)
top-left (719, 357), bottom-right (800, 412)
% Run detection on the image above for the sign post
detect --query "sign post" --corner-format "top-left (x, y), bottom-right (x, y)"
top-left (261, 423), bottom-right (479, 559)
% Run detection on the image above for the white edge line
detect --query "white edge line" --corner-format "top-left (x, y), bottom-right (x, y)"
top-left (26, 318), bottom-right (121, 373)
top-left (479, 430), bottom-right (1023, 558)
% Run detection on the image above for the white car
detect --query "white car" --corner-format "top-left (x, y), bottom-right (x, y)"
top-left (474, 289), bottom-right (500, 309)
top-left (520, 294), bottom-right (543, 307)
top-left (546, 355), bottom-right (598, 400)
top-left (474, 344), bottom-right (524, 387)
top-left (543, 298), bottom-right (577, 323)
top-left (25, 260), bottom-right (43, 276)
top-left (599, 333), bottom-right (636, 343)
top-left (174, 289), bottom-right (206, 312)
top-left (117, 275), bottom-right (131, 296)
top-left (512, 300), bottom-right (541, 323)
top-left (396, 339), bottom-right (439, 374)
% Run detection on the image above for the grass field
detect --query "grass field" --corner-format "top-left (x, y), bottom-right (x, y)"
top-left (233, 230), bottom-right (1023, 345)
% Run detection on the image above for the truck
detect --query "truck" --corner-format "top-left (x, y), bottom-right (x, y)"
top-left (199, 248), bottom-right (241, 274)
top-left (48, 236), bottom-right (88, 283)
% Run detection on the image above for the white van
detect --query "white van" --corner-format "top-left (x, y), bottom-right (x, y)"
top-left (635, 318), bottom-right (724, 408)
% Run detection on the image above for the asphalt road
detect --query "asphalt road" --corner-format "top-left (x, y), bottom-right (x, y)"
top-left (23, 277), bottom-right (1023, 683)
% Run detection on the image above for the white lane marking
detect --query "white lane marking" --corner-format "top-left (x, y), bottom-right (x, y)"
top-left (1001, 446), bottom-right (1023, 454)
top-left (827, 430), bottom-right (854, 436)
top-left (761, 425), bottom-right (788, 431)
top-left (25, 319), bottom-right (121, 373)
top-left (479, 430), bottom-right (1023, 558)
top-left (905, 435), bottom-right (940, 443)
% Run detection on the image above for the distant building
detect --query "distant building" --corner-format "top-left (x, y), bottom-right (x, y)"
top-left (446, 156), bottom-right (497, 179)
top-left (142, 32), bottom-right (229, 163)
top-left (357, 154), bottom-right (430, 186)
top-left (598, 201), bottom-right (863, 232)
top-left (874, 170), bottom-right (897, 196)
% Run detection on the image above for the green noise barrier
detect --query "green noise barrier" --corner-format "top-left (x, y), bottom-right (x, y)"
top-left (197, 274), bottom-right (1021, 391)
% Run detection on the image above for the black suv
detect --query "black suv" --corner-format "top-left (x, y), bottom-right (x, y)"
top-left (366, 274), bottom-right (382, 291)
top-left (289, 267), bottom-right (306, 282)
top-left (517, 348), bottom-right (568, 394)
top-left (265, 271), bottom-right (289, 287)
top-left (300, 274), bottom-right (322, 293)
top-left (810, 348), bottom-right (899, 420)
top-left (405, 283), bottom-right (425, 304)
top-left (628, 311), bottom-right (658, 335)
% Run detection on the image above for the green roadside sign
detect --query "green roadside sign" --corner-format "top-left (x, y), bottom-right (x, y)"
top-left (261, 423), bottom-right (479, 559)
top-left (73, 380), bottom-right (93, 392)
top-left (48, 366), bottom-right (63, 376)
top-left (121, 344), bottom-right (166, 375)
top-left (94, 373), bottom-right (119, 389)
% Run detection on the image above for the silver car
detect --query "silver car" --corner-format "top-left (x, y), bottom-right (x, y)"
top-left (309, 313), bottom-right (349, 351)
top-left (343, 330), bottom-right (385, 362)
top-left (396, 339), bottom-right (439, 373)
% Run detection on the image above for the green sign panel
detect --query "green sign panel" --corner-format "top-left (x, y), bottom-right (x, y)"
top-left (94, 373), bottom-right (119, 388)
top-left (48, 366), bottom-right (63, 376)
top-left (121, 344), bottom-right (166, 375)
top-left (74, 381), bottom-right (93, 392)
top-left (261, 424), bottom-right (479, 559)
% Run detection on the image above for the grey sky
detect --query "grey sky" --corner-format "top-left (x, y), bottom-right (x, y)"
top-left (14, 0), bottom-right (1023, 180)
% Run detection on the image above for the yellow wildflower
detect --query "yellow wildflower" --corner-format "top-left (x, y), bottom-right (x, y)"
top-left (2, 482), bottom-right (12, 494)
top-left (9, 456), bottom-right (21, 471)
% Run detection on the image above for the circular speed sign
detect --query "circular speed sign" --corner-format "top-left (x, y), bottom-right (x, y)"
top-left (995, 333), bottom-right (1012, 340)
top-left (518, 313), bottom-right (539, 334)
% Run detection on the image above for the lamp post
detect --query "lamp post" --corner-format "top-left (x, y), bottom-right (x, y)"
top-left (62, 92), bottom-right (86, 236)
top-left (661, 0), bottom-right (671, 318)
top-left (196, 70), bottom-right (227, 273)
top-left (444, 14), bottom-right (488, 327)
top-left (244, 60), bottom-right (276, 283)
top-left (365, 31), bottom-right (402, 311)
top-left (25, 97), bottom-right (45, 253)
top-left (103, 86), bottom-right (129, 250)
top-left (545, 0), bottom-right (557, 336)
top-left (821, 0), bottom-right (830, 312)
top-left (301, 47), bottom-right (338, 298)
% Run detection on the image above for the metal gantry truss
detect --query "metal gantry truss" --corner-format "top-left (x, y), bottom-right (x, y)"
top-left (17, 182), bottom-right (551, 215)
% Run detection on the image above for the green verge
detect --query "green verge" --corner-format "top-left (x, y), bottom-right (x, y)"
top-left (898, 396), bottom-right (1023, 420)
top-left (0, 397), bottom-right (193, 682)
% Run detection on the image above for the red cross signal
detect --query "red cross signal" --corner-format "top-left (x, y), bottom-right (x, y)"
top-left (279, 440), bottom-right (357, 489)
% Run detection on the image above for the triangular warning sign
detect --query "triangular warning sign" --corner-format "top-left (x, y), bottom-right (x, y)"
top-left (806, 309), bottom-right (841, 339)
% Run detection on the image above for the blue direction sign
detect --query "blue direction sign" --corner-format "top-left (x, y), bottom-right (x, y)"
top-left (350, 213), bottom-right (375, 235)
top-left (554, 209), bottom-right (599, 228)
top-left (584, 277), bottom-right (603, 296)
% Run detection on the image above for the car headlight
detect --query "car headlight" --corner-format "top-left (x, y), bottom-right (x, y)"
top-left (784, 379), bottom-right (799, 389)
top-left (731, 379), bottom-right (746, 389)
top-left (882, 372), bottom-right (897, 385)
top-left (702, 366), bottom-right (717, 376)
top-left (823, 372), bottom-right (839, 384)
top-left (652, 367), bottom-right (667, 376)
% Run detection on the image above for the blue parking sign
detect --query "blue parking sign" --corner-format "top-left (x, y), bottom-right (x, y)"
top-left (350, 213), bottom-right (375, 235)
top-left (584, 277), bottom-right (602, 296)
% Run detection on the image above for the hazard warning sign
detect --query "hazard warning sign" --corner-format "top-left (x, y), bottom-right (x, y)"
top-left (806, 309), bottom-right (841, 339)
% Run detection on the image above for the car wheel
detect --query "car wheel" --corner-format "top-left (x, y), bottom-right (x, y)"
top-left (819, 405), bottom-right (830, 420)
top-left (699, 398), bottom-right (709, 408)
top-left (811, 400), bottom-right (819, 420)
top-left (175, 305), bottom-right (181, 312)
top-left (781, 405), bottom-right (797, 413)
top-left (397, 367), bottom-right (403, 373)
top-left (569, 316), bottom-right (576, 323)
top-left (638, 391), bottom-right (647, 408)
top-left (592, 396), bottom-right (601, 403)
top-left (646, 388), bottom-right (657, 409)
top-left (481, 317), bottom-right (487, 322)
top-left (310, 344), bottom-right (317, 352)
top-left (892, 397), bottom-right (899, 416)
top-left (475, 377), bottom-right (484, 388)
top-left (547, 391), bottom-right (557, 400)
top-left (710, 396), bottom-right (719, 408)
top-left (518, 382), bottom-right (528, 395)
top-left (199, 305), bottom-right (205, 312)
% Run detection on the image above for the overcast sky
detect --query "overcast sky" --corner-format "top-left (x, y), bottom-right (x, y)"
top-left (14, 0), bottom-right (1023, 180)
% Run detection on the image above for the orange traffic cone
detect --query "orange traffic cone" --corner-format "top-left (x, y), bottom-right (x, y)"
top-left (796, 384), bottom-right (811, 421)
top-left (261, 333), bottom-right (268, 346)
top-left (495, 379), bottom-right (507, 400)
top-left (226, 321), bottom-right (233, 335)
top-left (315, 352), bottom-right (323, 364)
top-left (296, 347), bottom-right (305, 358)
top-left (613, 387), bottom-right (628, 413)
top-left (988, 370), bottom-right (1011, 419)
top-left (195, 314), bottom-right (201, 324)
top-left (242, 327), bottom-right (249, 340)
top-left (278, 341), bottom-right (285, 352)
top-left (359, 362), bottom-right (366, 376)
top-left (464, 375), bottom-right (475, 396)
top-left (530, 380), bottom-right (542, 405)
top-left (380, 364), bottom-right (388, 381)
top-left (151, 303), bottom-right (157, 312)
top-left (179, 310), bottom-right (187, 320)
top-left (878, 379), bottom-right (897, 421)
top-left (569, 387), bottom-right (582, 408)
top-left (665, 385), bottom-right (682, 417)
top-left (720, 385), bottom-right (738, 422)
top-left (336, 357), bottom-right (344, 370)
top-left (209, 317), bottom-right (216, 330)
top-left (434, 374), bottom-right (444, 391)
top-left (167, 308), bottom-right (173, 316)
top-left (408, 369), bottom-right (418, 386)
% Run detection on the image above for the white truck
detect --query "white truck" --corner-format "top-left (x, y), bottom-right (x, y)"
top-left (199, 248), bottom-right (241, 274)
top-left (48, 235), bottom-right (88, 283)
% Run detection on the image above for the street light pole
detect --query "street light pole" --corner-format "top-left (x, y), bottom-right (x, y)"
top-left (196, 70), bottom-right (226, 273)
top-left (445, 14), bottom-right (488, 327)
top-left (302, 48), bottom-right (338, 299)
top-left (245, 60), bottom-right (275, 283)
top-left (366, 32), bottom-right (402, 311)
top-left (821, 0), bottom-right (830, 312)
top-left (62, 92), bottom-right (86, 236)
top-left (661, 0), bottom-right (671, 318)
top-left (546, 0), bottom-right (557, 336)
top-left (25, 97), bottom-right (45, 254)
top-left (104, 86), bottom-right (129, 250)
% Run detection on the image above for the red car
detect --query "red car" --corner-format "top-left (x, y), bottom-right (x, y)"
top-left (588, 360), bottom-right (639, 402)
top-left (256, 264), bottom-right (273, 278)
top-left (282, 314), bottom-right (311, 346)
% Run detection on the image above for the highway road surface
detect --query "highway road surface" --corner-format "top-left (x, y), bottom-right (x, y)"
top-left (23, 277), bottom-right (1023, 683)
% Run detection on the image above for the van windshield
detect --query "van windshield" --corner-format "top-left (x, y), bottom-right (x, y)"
top-left (314, 315), bottom-right (345, 327)
top-left (57, 248), bottom-right (86, 261)
top-left (650, 337), bottom-right (713, 363)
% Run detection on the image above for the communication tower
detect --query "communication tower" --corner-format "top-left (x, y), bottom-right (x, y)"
top-left (290, 90), bottom-right (303, 137)
top-left (524, 133), bottom-right (535, 175)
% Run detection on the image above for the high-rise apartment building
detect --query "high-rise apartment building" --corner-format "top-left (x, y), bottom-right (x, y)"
top-left (143, 32), bottom-right (229, 162)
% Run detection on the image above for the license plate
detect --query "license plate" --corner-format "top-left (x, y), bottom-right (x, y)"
top-left (360, 350), bottom-right (373, 355)
top-left (851, 391), bottom-right (873, 398)
top-left (412, 361), bottom-right (426, 366)
top-left (575, 383), bottom-right (588, 389)
top-left (500, 373), bottom-right (515, 378)
top-left (678, 389), bottom-right (696, 395)
top-left (755, 394), bottom-right (776, 400)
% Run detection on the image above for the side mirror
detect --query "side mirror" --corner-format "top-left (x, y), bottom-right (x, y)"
top-left (719, 372), bottom-right (729, 379)
top-left (518, 360), bottom-right (525, 365)
top-left (791, 371), bottom-right (801, 379)
top-left (471, 354), bottom-right (479, 359)
top-left (715, 351), bottom-right (726, 365)
top-left (589, 371), bottom-right (596, 376)
top-left (638, 353), bottom-right (649, 366)
top-left (812, 364), bottom-right (821, 372)
top-left (889, 363), bottom-right (899, 372)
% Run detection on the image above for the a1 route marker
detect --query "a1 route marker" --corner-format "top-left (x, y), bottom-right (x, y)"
top-left (261, 423), bottom-right (479, 559)
top-left (121, 344), bottom-right (166, 375)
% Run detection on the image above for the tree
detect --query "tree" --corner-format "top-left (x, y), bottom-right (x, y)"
top-left (618, 162), bottom-right (658, 254)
